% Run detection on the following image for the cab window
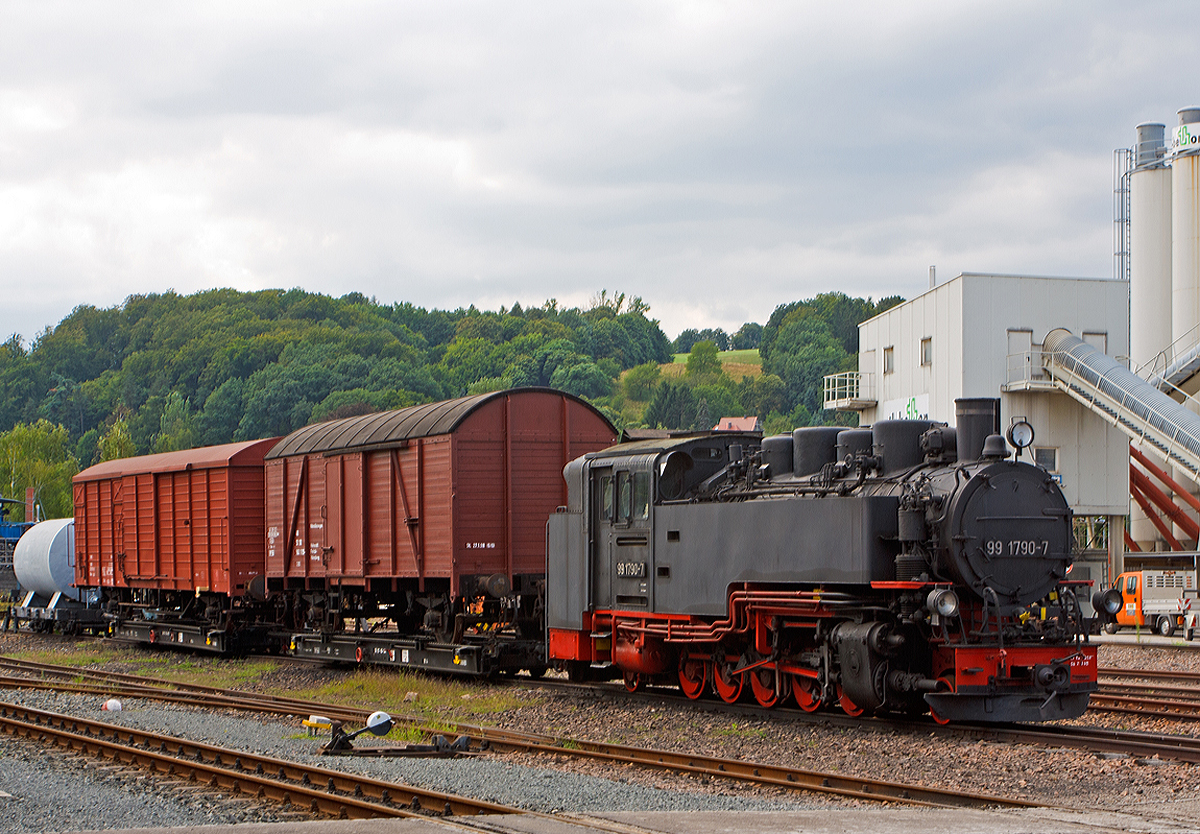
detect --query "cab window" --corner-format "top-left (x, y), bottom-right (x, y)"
top-left (633, 472), bottom-right (650, 521)
top-left (599, 475), bottom-right (614, 522)
top-left (617, 472), bottom-right (633, 523)
top-left (1126, 575), bottom-right (1138, 595)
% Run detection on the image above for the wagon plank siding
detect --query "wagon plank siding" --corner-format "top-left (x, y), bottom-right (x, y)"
top-left (74, 439), bottom-right (278, 598)
top-left (264, 389), bottom-right (617, 598)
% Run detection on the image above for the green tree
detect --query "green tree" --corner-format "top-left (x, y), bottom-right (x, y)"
top-left (686, 341), bottom-right (722, 378)
top-left (623, 362), bottom-right (661, 401)
top-left (0, 420), bottom-right (79, 519)
top-left (198, 378), bottom-right (246, 446)
top-left (644, 382), bottom-right (698, 430)
top-left (767, 318), bottom-right (851, 414)
top-left (98, 417), bottom-right (137, 462)
top-left (549, 359), bottom-right (613, 399)
top-left (153, 392), bottom-right (197, 453)
top-left (732, 322), bottom-right (763, 350)
top-left (737, 373), bottom-right (788, 417)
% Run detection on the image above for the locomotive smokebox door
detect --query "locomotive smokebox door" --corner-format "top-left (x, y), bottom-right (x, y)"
top-left (946, 461), bottom-right (1073, 607)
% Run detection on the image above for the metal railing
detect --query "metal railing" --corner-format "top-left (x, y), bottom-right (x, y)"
top-left (1042, 329), bottom-right (1200, 477)
top-left (823, 372), bottom-right (874, 409)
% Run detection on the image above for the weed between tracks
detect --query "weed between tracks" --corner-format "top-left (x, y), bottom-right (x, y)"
top-left (294, 668), bottom-right (532, 723)
top-left (5, 642), bottom-right (287, 691)
top-left (4, 638), bottom-right (541, 741)
top-left (713, 722), bottom-right (768, 740)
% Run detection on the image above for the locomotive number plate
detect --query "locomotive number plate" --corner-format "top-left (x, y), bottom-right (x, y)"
top-left (985, 539), bottom-right (1050, 557)
top-left (616, 561), bottom-right (647, 578)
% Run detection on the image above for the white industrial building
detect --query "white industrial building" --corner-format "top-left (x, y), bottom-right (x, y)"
top-left (826, 272), bottom-right (1130, 580)
top-left (821, 105), bottom-right (1200, 580)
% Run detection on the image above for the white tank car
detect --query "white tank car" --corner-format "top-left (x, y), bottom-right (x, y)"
top-left (13, 519), bottom-right (77, 600)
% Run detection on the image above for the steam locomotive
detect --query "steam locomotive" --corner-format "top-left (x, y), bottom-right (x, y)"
top-left (547, 398), bottom-right (1097, 723)
top-left (16, 389), bottom-right (1096, 723)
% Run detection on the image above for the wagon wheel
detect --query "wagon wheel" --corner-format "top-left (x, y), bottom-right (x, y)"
top-left (750, 663), bottom-right (790, 709)
top-left (677, 654), bottom-right (708, 700)
top-left (791, 674), bottom-right (822, 712)
top-left (711, 657), bottom-right (743, 703)
top-left (623, 672), bottom-right (642, 692)
top-left (836, 684), bottom-right (863, 717)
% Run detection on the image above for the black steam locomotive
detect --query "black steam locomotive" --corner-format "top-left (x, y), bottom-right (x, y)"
top-left (546, 398), bottom-right (1098, 723)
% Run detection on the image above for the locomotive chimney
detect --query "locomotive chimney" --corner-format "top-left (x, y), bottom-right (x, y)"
top-left (955, 398), bottom-right (1000, 462)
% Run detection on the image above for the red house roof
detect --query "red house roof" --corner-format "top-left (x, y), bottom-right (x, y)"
top-left (713, 416), bottom-right (761, 432)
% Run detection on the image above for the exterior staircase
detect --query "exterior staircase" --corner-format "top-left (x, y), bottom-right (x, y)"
top-left (1041, 329), bottom-right (1200, 479)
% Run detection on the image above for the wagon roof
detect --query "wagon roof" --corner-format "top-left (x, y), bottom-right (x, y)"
top-left (265, 387), bottom-right (616, 459)
top-left (583, 432), bottom-right (760, 459)
top-left (74, 437), bottom-right (281, 482)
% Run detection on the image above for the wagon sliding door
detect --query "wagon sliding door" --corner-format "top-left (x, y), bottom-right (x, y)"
top-left (322, 454), bottom-right (365, 581)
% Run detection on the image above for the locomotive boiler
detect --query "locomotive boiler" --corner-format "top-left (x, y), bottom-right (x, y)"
top-left (546, 398), bottom-right (1098, 723)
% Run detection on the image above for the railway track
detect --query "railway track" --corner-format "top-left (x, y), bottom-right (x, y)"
top-left (0, 700), bottom-right (516, 822)
top-left (520, 676), bottom-right (1200, 763)
top-left (1092, 667), bottom-right (1200, 720)
top-left (12, 654), bottom-right (1198, 767)
top-left (0, 656), bottom-right (1047, 811)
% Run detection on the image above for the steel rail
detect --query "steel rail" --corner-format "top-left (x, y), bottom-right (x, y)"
top-left (0, 657), bottom-right (1046, 810)
top-left (0, 702), bottom-right (518, 821)
top-left (985, 723), bottom-right (1200, 762)
top-left (1089, 692), bottom-right (1200, 720)
top-left (1100, 667), bottom-right (1200, 685)
top-left (1099, 682), bottom-right (1200, 701)
top-left (14, 656), bottom-right (1200, 767)
top-left (452, 724), bottom-right (1043, 809)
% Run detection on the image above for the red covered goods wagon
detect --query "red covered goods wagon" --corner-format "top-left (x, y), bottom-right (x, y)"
top-left (73, 438), bottom-right (281, 652)
top-left (271, 388), bottom-right (617, 673)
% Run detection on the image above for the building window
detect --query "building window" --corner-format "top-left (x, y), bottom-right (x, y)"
top-left (1034, 447), bottom-right (1057, 472)
top-left (883, 346), bottom-right (894, 374)
top-left (920, 337), bottom-right (932, 366)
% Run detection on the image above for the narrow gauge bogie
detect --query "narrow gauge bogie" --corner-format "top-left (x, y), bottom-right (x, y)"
top-left (272, 388), bottom-right (617, 674)
top-left (548, 404), bottom-right (1097, 723)
top-left (72, 439), bottom-right (280, 651)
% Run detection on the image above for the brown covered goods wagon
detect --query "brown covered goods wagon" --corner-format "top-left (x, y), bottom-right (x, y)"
top-left (73, 438), bottom-right (280, 651)
top-left (268, 388), bottom-right (617, 670)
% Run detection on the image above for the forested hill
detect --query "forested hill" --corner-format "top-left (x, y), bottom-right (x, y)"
top-left (0, 287), bottom-right (900, 519)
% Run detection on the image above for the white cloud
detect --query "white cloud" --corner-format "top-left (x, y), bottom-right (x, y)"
top-left (0, 1), bottom-right (1198, 344)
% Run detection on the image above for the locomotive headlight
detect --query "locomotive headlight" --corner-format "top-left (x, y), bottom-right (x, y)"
top-left (926, 588), bottom-right (960, 618)
top-left (1092, 588), bottom-right (1123, 616)
top-left (1006, 419), bottom-right (1034, 451)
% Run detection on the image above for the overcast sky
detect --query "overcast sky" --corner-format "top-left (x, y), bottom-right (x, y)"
top-left (1, 1), bottom-right (1197, 344)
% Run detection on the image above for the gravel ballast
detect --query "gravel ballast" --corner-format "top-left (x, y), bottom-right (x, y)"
top-left (0, 633), bottom-right (1197, 832)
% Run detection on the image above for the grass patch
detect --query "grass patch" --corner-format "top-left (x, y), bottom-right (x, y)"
top-left (713, 722), bottom-right (768, 740)
top-left (6, 642), bottom-right (136, 668)
top-left (161, 659), bottom-right (284, 690)
top-left (5, 643), bottom-right (286, 691)
top-left (292, 669), bottom-right (531, 723)
top-left (662, 350), bottom-right (762, 382)
top-left (670, 349), bottom-right (760, 365)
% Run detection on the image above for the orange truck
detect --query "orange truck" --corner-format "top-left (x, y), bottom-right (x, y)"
top-left (1102, 569), bottom-right (1198, 639)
